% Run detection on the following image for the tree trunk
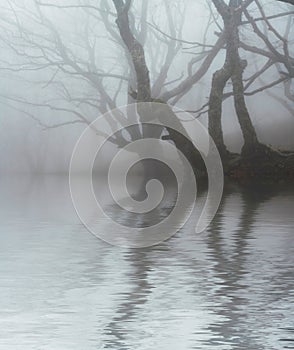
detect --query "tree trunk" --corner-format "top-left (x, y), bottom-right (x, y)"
top-left (209, 1), bottom-right (264, 160)
top-left (113, 0), bottom-right (205, 178)
top-left (208, 65), bottom-right (231, 157)
top-left (224, 10), bottom-right (260, 154)
top-left (231, 70), bottom-right (259, 152)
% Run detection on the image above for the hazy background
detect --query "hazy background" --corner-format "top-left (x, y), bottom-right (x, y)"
top-left (0, 0), bottom-right (293, 174)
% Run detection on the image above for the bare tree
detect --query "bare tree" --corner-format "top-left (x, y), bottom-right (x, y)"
top-left (0, 0), bottom-right (293, 176)
top-left (207, 0), bottom-right (293, 159)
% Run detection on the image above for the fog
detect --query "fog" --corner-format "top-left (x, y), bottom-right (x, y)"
top-left (0, 3), bottom-right (294, 349)
top-left (0, 0), bottom-right (293, 174)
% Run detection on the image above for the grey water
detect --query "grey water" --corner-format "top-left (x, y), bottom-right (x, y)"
top-left (0, 176), bottom-right (293, 350)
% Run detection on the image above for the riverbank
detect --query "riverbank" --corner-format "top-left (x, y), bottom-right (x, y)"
top-left (225, 150), bottom-right (294, 185)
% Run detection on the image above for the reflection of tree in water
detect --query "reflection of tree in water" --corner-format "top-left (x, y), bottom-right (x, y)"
top-left (102, 198), bottom-right (173, 349)
top-left (97, 161), bottom-right (179, 229)
top-left (204, 185), bottom-right (281, 349)
top-left (102, 246), bottom-right (158, 349)
top-left (99, 183), bottom-right (294, 349)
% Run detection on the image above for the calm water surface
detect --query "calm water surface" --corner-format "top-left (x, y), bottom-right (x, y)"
top-left (0, 176), bottom-right (293, 350)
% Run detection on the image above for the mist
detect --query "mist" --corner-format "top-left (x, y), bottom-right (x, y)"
top-left (0, 0), bottom-right (293, 174)
top-left (0, 1), bottom-right (294, 349)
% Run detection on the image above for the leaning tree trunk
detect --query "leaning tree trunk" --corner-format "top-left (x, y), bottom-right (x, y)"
top-left (113, 0), bottom-right (165, 182)
top-left (113, 0), bottom-right (205, 178)
top-left (208, 64), bottom-right (232, 158)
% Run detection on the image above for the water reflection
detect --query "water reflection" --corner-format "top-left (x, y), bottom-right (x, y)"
top-left (204, 187), bottom-right (272, 349)
top-left (0, 176), bottom-right (293, 349)
top-left (103, 249), bottom-right (154, 349)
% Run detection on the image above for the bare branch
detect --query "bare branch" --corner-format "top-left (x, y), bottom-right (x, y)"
top-left (36, 1), bottom-right (115, 16)
top-left (161, 34), bottom-right (225, 101)
top-left (276, 0), bottom-right (294, 5)
top-left (244, 76), bottom-right (289, 96)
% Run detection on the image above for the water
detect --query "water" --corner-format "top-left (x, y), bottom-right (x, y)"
top-left (0, 176), bottom-right (293, 349)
